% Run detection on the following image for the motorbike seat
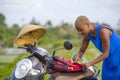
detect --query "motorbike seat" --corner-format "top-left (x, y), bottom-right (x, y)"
top-left (48, 68), bottom-right (94, 80)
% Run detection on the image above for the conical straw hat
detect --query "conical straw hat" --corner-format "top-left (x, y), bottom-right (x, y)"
top-left (14, 24), bottom-right (46, 46)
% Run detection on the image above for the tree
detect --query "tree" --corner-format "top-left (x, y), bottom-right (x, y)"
top-left (0, 13), bottom-right (6, 25)
top-left (45, 20), bottom-right (52, 28)
top-left (5, 24), bottom-right (21, 47)
top-left (58, 28), bottom-right (67, 38)
top-left (10, 24), bottom-right (20, 35)
top-left (30, 18), bottom-right (40, 25)
top-left (0, 13), bottom-right (8, 43)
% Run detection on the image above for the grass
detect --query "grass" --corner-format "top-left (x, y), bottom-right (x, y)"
top-left (0, 54), bottom-right (19, 64)
top-left (0, 53), bottom-right (30, 80)
top-left (0, 42), bottom-right (102, 80)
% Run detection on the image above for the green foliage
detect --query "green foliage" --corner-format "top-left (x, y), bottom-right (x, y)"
top-left (0, 13), bottom-right (80, 47)
top-left (116, 29), bottom-right (120, 35)
top-left (0, 12), bottom-right (83, 48)
top-left (0, 13), bottom-right (6, 25)
top-left (39, 22), bottom-right (81, 48)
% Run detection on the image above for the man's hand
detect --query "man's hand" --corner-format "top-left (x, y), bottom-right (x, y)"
top-left (81, 62), bottom-right (90, 69)
top-left (73, 53), bottom-right (82, 63)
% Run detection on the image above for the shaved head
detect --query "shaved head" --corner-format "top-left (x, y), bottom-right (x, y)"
top-left (75, 16), bottom-right (90, 28)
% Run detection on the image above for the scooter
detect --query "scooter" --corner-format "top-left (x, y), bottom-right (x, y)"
top-left (6, 41), bottom-right (100, 80)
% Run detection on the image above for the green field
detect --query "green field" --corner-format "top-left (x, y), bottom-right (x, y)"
top-left (0, 42), bottom-right (102, 80)
top-left (0, 54), bottom-right (19, 64)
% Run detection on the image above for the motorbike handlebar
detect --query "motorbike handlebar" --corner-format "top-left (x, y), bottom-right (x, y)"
top-left (52, 56), bottom-right (71, 66)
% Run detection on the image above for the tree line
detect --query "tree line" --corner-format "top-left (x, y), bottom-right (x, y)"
top-left (0, 13), bottom-right (80, 47)
top-left (0, 13), bottom-right (120, 48)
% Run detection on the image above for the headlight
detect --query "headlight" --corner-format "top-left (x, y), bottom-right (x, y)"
top-left (15, 59), bottom-right (32, 79)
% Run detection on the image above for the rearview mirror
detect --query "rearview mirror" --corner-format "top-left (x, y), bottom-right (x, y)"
top-left (64, 41), bottom-right (73, 50)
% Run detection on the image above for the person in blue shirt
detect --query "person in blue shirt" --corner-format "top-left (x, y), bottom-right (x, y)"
top-left (73, 15), bottom-right (120, 80)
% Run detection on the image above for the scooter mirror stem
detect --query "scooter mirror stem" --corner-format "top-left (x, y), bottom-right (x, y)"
top-left (52, 47), bottom-right (64, 56)
top-left (53, 50), bottom-right (55, 56)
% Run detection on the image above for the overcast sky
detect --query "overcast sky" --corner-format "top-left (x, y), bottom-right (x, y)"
top-left (0, 0), bottom-right (120, 28)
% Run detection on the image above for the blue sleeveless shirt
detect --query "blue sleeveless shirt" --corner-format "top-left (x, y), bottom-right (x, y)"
top-left (87, 24), bottom-right (120, 80)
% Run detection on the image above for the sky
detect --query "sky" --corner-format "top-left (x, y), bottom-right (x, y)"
top-left (0, 0), bottom-right (120, 28)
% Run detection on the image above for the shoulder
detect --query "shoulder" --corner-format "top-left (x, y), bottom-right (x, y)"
top-left (100, 24), bottom-right (112, 36)
top-left (100, 27), bottom-right (111, 38)
top-left (101, 24), bottom-right (113, 32)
